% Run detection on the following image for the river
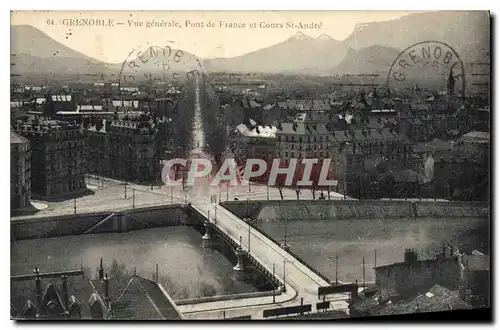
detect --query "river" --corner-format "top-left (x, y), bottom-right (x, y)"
top-left (257, 217), bottom-right (486, 283)
top-left (11, 226), bottom-right (258, 300)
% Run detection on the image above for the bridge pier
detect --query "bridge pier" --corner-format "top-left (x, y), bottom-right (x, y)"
top-left (233, 246), bottom-right (248, 281)
top-left (201, 221), bottom-right (214, 248)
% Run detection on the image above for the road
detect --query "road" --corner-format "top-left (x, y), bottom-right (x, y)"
top-left (188, 199), bottom-right (350, 319)
top-left (178, 76), bottom-right (350, 319)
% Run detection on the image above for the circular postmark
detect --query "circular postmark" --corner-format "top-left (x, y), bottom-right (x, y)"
top-left (119, 41), bottom-right (207, 91)
top-left (386, 41), bottom-right (465, 98)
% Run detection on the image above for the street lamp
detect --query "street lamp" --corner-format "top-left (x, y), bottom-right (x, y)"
top-left (272, 263), bottom-right (276, 303)
top-left (335, 253), bottom-right (339, 285)
top-left (246, 198), bottom-right (249, 218)
top-left (248, 222), bottom-right (251, 253)
top-left (132, 188), bottom-right (135, 208)
top-left (282, 259), bottom-right (288, 293)
top-left (284, 219), bottom-right (287, 247)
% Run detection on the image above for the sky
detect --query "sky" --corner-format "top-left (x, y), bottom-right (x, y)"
top-left (11, 11), bottom-right (428, 63)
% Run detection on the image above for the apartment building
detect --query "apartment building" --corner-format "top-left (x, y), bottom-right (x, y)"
top-left (10, 131), bottom-right (31, 210)
top-left (12, 118), bottom-right (87, 200)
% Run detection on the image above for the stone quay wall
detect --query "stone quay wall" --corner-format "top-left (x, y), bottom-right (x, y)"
top-left (221, 200), bottom-right (489, 222)
top-left (11, 204), bottom-right (190, 240)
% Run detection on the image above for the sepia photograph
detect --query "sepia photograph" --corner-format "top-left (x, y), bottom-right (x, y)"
top-left (9, 10), bottom-right (491, 321)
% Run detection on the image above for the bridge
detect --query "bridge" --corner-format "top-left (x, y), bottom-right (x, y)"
top-left (171, 74), bottom-right (352, 319)
top-left (177, 199), bottom-right (351, 319)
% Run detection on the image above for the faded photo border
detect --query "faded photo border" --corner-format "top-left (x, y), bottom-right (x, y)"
top-left (4, 1), bottom-right (497, 330)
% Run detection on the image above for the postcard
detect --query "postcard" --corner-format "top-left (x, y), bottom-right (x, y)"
top-left (10, 10), bottom-right (491, 321)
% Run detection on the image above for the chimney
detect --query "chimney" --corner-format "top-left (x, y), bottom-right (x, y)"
top-left (404, 249), bottom-right (418, 263)
top-left (34, 268), bottom-right (42, 316)
top-left (61, 275), bottom-right (69, 311)
top-left (98, 258), bottom-right (104, 280)
top-left (104, 274), bottom-right (110, 309)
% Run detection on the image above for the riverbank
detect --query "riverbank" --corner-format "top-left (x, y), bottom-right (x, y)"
top-left (221, 200), bottom-right (489, 221)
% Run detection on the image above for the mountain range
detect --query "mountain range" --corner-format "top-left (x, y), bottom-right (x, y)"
top-left (11, 11), bottom-right (490, 77)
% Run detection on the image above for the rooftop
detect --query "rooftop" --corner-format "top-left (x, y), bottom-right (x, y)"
top-left (51, 95), bottom-right (72, 102)
top-left (461, 254), bottom-right (490, 271)
top-left (276, 122), bottom-right (329, 135)
top-left (351, 285), bottom-right (470, 316)
top-left (11, 268), bottom-right (182, 320)
top-left (462, 131), bottom-right (490, 143)
top-left (413, 139), bottom-right (452, 153)
top-left (11, 130), bottom-right (29, 145)
top-left (377, 285), bottom-right (470, 315)
top-left (277, 99), bottom-right (332, 111)
top-left (330, 128), bottom-right (402, 143)
top-left (235, 120), bottom-right (277, 138)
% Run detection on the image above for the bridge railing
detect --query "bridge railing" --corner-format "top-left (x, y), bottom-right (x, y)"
top-left (210, 217), bottom-right (283, 290)
top-left (188, 204), bottom-right (283, 290)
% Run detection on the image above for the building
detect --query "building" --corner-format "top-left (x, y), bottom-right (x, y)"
top-left (44, 94), bottom-right (76, 115)
top-left (459, 131), bottom-right (490, 157)
top-left (12, 118), bottom-right (88, 200)
top-left (374, 248), bottom-right (462, 299)
top-left (351, 246), bottom-right (490, 317)
top-left (350, 284), bottom-right (471, 317)
top-left (330, 128), bottom-right (407, 162)
top-left (232, 119), bottom-right (277, 161)
top-left (276, 99), bottom-right (331, 123)
top-left (11, 131), bottom-right (31, 211)
top-left (373, 246), bottom-right (490, 308)
top-left (87, 118), bottom-right (164, 183)
top-left (460, 253), bottom-right (490, 307)
top-left (275, 122), bottom-right (331, 160)
top-left (329, 128), bottom-right (409, 197)
top-left (331, 142), bottom-right (365, 197)
top-left (10, 261), bottom-right (183, 320)
top-left (400, 116), bottom-right (431, 142)
top-left (109, 100), bottom-right (140, 113)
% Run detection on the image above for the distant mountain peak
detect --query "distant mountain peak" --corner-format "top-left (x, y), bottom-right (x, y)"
top-left (316, 34), bottom-right (333, 41)
top-left (288, 31), bottom-right (313, 41)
